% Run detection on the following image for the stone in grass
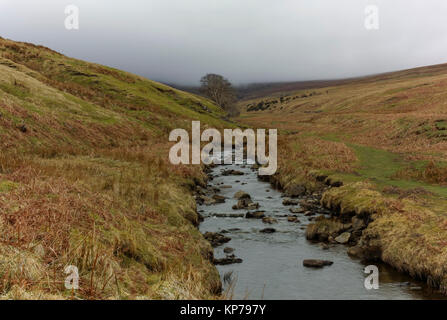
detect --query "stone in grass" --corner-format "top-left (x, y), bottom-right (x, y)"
top-left (19, 124), bottom-right (27, 133)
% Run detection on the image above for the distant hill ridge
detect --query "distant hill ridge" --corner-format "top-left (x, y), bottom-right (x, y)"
top-left (170, 62), bottom-right (447, 101)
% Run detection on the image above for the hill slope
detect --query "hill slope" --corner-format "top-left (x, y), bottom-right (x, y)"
top-left (239, 63), bottom-right (447, 293)
top-left (0, 37), bottom-right (231, 299)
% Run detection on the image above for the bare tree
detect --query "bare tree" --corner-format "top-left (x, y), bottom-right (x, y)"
top-left (200, 74), bottom-right (239, 116)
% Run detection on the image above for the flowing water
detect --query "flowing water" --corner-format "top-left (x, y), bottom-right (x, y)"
top-left (198, 155), bottom-right (444, 300)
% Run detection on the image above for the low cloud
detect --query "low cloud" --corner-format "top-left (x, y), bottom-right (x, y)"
top-left (1, 0), bottom-right (447, 84)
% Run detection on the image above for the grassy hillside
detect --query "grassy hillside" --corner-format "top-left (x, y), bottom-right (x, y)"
top-left (239, 63), bottom-right (447, 292)
top-left (0, 37), bottom-right (232, 299)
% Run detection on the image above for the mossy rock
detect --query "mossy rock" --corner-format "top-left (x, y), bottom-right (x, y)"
top-left (306, 218), bottom-right (350, 242)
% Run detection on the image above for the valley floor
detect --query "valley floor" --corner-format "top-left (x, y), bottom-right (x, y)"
top-left (3, 35), bottom-right (447, 298)
top-left (237, 64), bottom-right (447, 293)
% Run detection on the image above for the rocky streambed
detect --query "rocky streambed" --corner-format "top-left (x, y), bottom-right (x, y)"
top-left (195, 158), bottom-right (444, 299)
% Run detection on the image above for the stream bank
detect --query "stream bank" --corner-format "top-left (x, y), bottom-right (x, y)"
top-left (195, 158), bottom-right (445, 299)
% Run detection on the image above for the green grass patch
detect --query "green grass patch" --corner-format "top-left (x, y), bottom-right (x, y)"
top-left (333, 144), bottom-right (447, 198)
top-left (0, 82), bottom-right (31, 99)
top-left (0, 180), bottom-right (18, 193)
top-left (435, 120), bottom-right (447, 131)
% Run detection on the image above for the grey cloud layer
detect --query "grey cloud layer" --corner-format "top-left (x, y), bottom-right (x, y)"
top-left (1, 0), bottom-right (446, 84)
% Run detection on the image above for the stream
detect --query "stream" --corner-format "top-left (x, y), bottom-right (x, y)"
top-left (197, 153), bottom-right (444, 300)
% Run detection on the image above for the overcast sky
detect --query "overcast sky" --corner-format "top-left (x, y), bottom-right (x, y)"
top-left (1, 0), bottom-right (447, 85)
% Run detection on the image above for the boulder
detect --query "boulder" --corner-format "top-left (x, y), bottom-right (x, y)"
top-left (212, 195), bottom-right (226, 203)
top-left (352, 216), bottom-right (366, 231)
top-left (289, 207), bottom-right (305, 214)
top-left (303, 259), bottom-right (333, 268)
top-left (223, 247), bottom-right (234, 254)
top-left (195, 186), bottom-right (206, 195)
top-left (247, 202), bottom-right (260, 210)
top-left (299, 199), bottom-right (317, 210)
top-left (335, 232), bottom-right (351, 244)
top-left (234, 191), bottom-right (251, 200)
top-left (287, 216), bottom-right (299, 223)
top-left (245, 211), bottom-right (265, 219)
top-left (282, 198), bottom-right (299, 206)
top-left (211, 213), bottom-right (245, 218)
top-left (350, 230), bottom-right (363, 244)
top-left (347, 239), bottom-right (382, 260)
top-left (214, 256), bottom-right (243, 265)
top-left (203, 232), bottom-right (231, 247)
top-left (328, 236), bottom-right (337, 244)
top-left (306, 218), bottom-right (349, 242)
top-left (201, 196), bottom-right (217, 205)
top-left (262, 217), bottom-right (278, 224)
top-left (284, 184), bottom-right (306, 198)
top-left (222, 169), bottom-right (244, 176)
top-left (347, 245), bottom-right (364, 258)
top-left (232, 198), bottom-right (254, 210)
top-left (260, 228), bottom-right (276, 234)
